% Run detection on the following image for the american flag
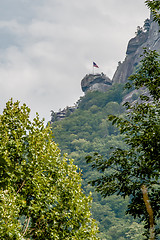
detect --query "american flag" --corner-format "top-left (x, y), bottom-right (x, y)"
top-left (93, 62), bottom-right (99, 68)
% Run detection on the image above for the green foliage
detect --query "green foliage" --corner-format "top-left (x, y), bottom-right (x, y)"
top-left (135, 26), bottom-right (143, 36)
top-left (0, 188), bottom-right (24, 240)
top-left (129, 49), bottom-right (160, 100)
top-left (88, 49), bottom-right (160, 239)
top-left (51, 84), bottom-right (146, 239)
top-left (125, 222), bottom-right (145, 240)
top-left (78, 84), bottom-right (124, 110)
top-left (0, 99), bottom-right (99, 239)
top-left (143, 18), bottom-right (150, 32)
top-left (145, 0), bottom-right (160, 25)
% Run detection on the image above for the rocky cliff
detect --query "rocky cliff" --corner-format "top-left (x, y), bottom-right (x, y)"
top-left (81, 14), bottom-right (160, 93)
top-left (112, 14), bottom-right (160, 84)
top-left (52, 13), bottom-right (160, 123)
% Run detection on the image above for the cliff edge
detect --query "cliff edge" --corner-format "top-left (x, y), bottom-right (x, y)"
top-left (112, 14), bottom-right (160, 84)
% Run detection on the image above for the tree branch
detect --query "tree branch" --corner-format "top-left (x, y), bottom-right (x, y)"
top-left (16, 180), bottom-right (25, 194)
top-left (23, 216), bottom-right (31, 236)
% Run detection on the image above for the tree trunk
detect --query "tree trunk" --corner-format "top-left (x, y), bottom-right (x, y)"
top-left (141, 184), bottom-right (155, 240)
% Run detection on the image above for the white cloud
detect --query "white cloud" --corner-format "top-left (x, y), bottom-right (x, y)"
top-left (0, 0), bottom-right (150, 123)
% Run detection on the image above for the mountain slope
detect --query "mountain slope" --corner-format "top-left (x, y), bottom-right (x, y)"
top-left (51, 85), bottom-right (145, 239)
top-left (49, 13), bottom-right (160, 240)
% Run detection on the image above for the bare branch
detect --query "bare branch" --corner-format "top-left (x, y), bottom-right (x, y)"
top-left (16, 180), bottom-right (25, 194)
top-left (23, 216), bottom-right (31, 236)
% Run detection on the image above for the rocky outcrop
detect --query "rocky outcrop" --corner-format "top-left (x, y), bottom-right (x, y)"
top-left (112, 14), bottom-right (160, 84)
top-left (50, 105), bottom-right (77, 123)
top-left (126, 31), bottom-right (148, 55)
top-left (81, 73), bottom-right (112, 93)
top-left (81, 15), bottom-right (160, 93)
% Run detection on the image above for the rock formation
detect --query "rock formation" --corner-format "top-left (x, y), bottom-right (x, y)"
top-left (51, 13), bottom-right (160, 123)
top-left (81, 73), bottom-right (112, 93)
top-left (50, 105), bottom-right (77, 123)
top-left (112, 14), bottom-right (160, 84)
top-left (81, 14), bottom-right (160, 94)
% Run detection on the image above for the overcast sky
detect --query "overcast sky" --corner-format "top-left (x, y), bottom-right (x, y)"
top-left (0, 0), bottom-right (150, 123)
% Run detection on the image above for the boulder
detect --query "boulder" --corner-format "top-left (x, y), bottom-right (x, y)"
top-left (81, 73), bottom-right (112, 93)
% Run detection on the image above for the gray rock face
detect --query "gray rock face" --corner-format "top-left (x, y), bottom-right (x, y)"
top-left (81, 14), bottom-right (160, 94)
top-left (126, 31), bottom-right (148, 55)
top-left (112, 14), bottom-right (160, 84)
top-left (81, 73), bottom-right (112, 93)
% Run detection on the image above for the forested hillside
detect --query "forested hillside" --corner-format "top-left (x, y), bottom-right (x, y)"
top-left (1, 1), bottom-right (160, 239)
top-left (50, 4), bottom-right (160, 239)
top-left (51, 84), bottom-right (145, 239)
